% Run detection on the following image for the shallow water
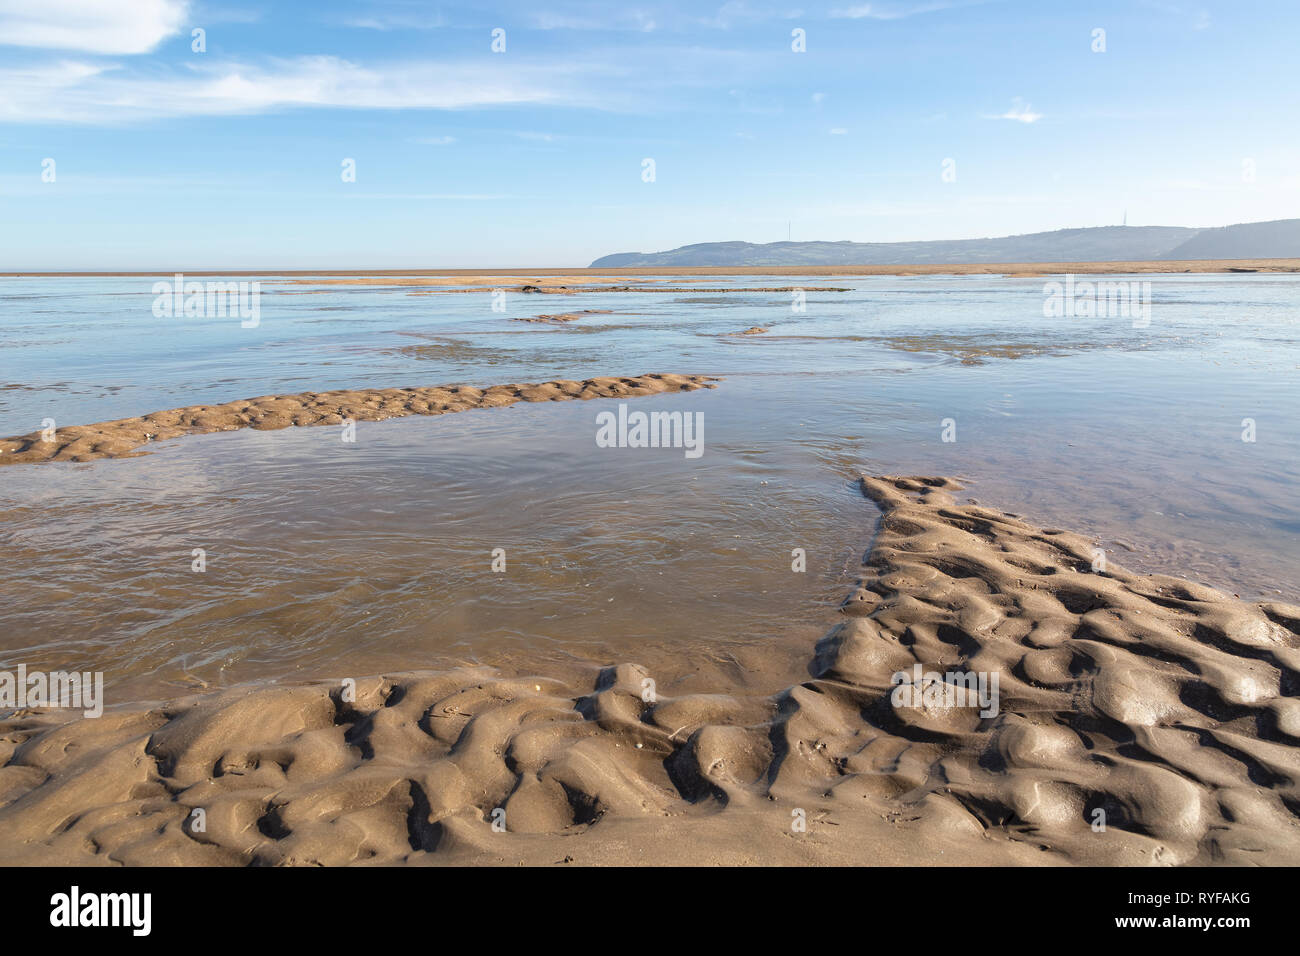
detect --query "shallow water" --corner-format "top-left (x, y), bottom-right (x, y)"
top-left (1, 273), bottom-right (1297, 706)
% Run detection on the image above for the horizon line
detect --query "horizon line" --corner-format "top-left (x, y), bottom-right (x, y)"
top-left (4, 258), bottom-right (1300, 278)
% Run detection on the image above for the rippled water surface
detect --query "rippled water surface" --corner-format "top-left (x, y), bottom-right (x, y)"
top-left (1, 273), bottom-right (1297, 705)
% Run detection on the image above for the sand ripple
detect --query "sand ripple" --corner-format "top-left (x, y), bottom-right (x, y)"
top-left (1, 476), bottom-right (1296, 865)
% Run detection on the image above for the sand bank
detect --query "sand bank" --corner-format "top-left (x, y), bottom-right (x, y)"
top-left (1, 476), bottom-right (1295, 866)
top-left (402, 286), bottom-right (850, 295)
top-left (512, 310), bottom-right (613, 324)
top-left (0, 373), bottom-right (716, 466)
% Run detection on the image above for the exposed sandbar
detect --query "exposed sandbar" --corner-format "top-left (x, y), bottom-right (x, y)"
top-left (0, 373), bottom-right (717, 466)
top-left (512, 310), bottom-right (613, 324)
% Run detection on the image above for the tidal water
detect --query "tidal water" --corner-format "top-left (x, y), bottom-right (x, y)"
top-left (1, 272), bottom-right (1296, 705)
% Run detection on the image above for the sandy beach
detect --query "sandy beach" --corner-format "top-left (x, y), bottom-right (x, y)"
top-left (1, 474), bottom-right (1296, 865)
top-left (8, 4), bottom-right (1300, 934)
top-left (2, 268), bottom-right (1298, 870)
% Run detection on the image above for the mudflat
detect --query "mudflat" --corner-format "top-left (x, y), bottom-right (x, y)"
top-left (2, 476), bottom-right (1295, 866)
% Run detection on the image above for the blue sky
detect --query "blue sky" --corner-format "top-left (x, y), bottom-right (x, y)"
top-left (0, 0), bottom-right (1296, 268)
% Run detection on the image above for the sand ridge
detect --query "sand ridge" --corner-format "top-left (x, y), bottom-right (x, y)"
top-left (401, 285), bottom-right (851, 295)
top-left (512, 310), bottom-right (614, 324)
top-left (0, 373), bottom-right (717, 466)
top-left (0, 476), bottom-right (1296, 865)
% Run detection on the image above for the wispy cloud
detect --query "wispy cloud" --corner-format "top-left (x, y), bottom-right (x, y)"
top-left (341, 13), bottom-right (445, 31)
top-left (1140, 1), bottom-right (1211, 31)
top-left (0, 0), bottom-right (189, 54)
top-left (340, 193), bottom-right (512, 201)
top-left (0, 39), bottom-right (768, 125)
top-left (0, 55), bottom-right (619, 124)
top-left (533, 10), bottom-right (658, 31)
top-left (985, 97), bottom-right (1042, 123)
top-left (697, 2), bottom-right (806, 29)
top-left (413, 135), bottom-right (457, 145)
top-left (830, 1), bottom-right (989, 20)
top-left (195, 4), bottom-right (262, 25)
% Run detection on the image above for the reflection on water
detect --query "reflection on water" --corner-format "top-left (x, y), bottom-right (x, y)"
top-left (0, 273), bottom-right (1297, 707)
top-left (5, 272), bottom-right (1294, 430)
top-left (0, 393), bottom-right (865, 704)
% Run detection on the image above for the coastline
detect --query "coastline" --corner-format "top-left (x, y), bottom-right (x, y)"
top-left (2, 475), bottom-right (1295, 866)
top-left (4, 258), bottom-right (1299, 279)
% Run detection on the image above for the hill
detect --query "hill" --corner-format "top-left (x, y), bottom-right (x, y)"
top-left (590, 219), bottom-right (1300, 268)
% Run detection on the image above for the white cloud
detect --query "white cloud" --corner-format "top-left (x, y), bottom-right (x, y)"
top-left (699, 2), bottom-right (807, 29)
top-left (202, 7), bottom-right (262, 25)
top-left (986, 98), bottom-right (1042, 123)
top-left (340, 193), bottom-right (511, 201)
top-left (1140, 2), bottom-right (1211, 31)
top-left (532, 10), bottom-right (656, 31)
top-left (0, 0), bottom-right (189, 54)
top-left (0, 55), bottom-right (614, 124)
top-left (414, 135), bottom-right (457, 145)
top-left (831, 1), bottom-right (986, 20)
top-left (829, 127), bottom-right (848, 134)
top-left (342, 13), bottom-right (445, 31)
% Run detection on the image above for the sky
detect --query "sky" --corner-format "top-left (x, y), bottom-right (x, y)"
top-left (0, 0), bottom-right (1297, 269)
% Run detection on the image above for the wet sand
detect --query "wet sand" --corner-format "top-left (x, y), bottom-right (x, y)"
top-left (512, 310), bottom-right (614, 324)
top-left (3, 270), bottom-right (1296, 866)
top-left (0, 373), bottom-right (715, 466)
top-left (403, 286), bottom-right (850, 295)
top-left (1, 476), bottom-right (1296, 866)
